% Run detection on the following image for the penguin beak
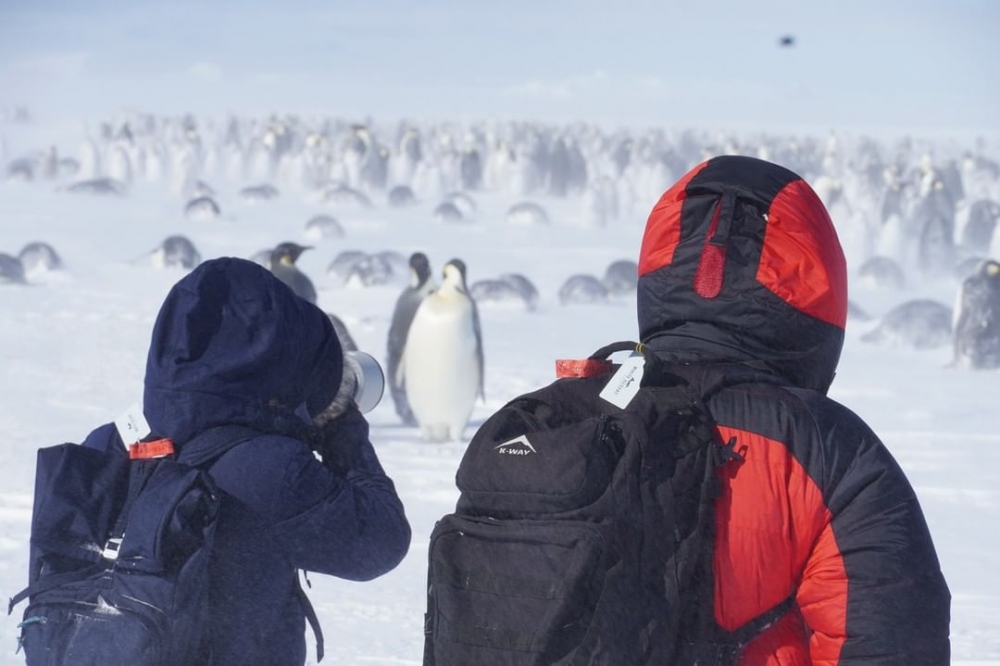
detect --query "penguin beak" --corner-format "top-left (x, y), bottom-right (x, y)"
top-left (291, 245), bottom-right (313, 263)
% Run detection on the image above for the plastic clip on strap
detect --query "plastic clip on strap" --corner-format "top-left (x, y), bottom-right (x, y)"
top-left (15, 617), bottom-right (47, 654)
top-left (102, 537), bottom-right (123, 561)
top-left (101, 452), bottom-right (162, 572)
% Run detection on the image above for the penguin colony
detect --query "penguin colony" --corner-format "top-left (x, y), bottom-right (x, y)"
top-left (4, 111), bottom-right (1000, 442)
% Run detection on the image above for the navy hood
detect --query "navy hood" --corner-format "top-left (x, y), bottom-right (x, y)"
top-left (143, 257), bottom-right (343, 445)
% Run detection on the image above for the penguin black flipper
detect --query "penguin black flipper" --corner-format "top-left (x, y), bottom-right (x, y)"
top-left (386, 252), bottom-right (434, 425)
top-left (328, 313), bottom-right (358, 352)
top-left (472, 298), bottom-right (485, 403)
top-left (387, 294), bottom-right (424, 425)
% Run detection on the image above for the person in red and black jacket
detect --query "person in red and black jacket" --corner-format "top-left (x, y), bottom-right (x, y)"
top-left (637, 156), bottom-right (950, 663)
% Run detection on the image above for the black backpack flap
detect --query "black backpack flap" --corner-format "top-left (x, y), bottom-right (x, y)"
top-left (456, 411), bottom-right (619, 517)
top-left (28, 444), bottom-right (129, 571)
top-left (115, 462), bottom-right (221, 574)
top-left (427, 514), bottom-right (610, 664)
top-left (456, 374), bottom-right (628, 517)
top-left (515, 374), bottom-right (614, 426)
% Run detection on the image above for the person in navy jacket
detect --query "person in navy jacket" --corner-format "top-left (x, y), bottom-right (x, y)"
top-left (81, 257), bottom-right (411, 665)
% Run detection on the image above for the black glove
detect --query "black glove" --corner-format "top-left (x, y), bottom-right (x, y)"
top-left (314, 403), bottom-right (377, 476)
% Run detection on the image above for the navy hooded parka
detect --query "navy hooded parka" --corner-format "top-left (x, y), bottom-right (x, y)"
top-left (82, 257), bottom-right (411, 665)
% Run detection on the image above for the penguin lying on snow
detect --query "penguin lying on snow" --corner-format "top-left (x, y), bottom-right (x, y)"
top-left (559, 274), bottom-right (609, 305)
top-left (238, 184), bottom-right (279, 202)
top-left (19, 242), bottom-right (63, 275)
top-left (470, 273), bottom-right (539, 311)
top-left (399, 258), bottom-right (484, 442)
top-left (140, 235), bottom-right (201, 270)
top-left (861, 299), bottom-right (953, 350)
top-left (184, 196), bottom-right (221, 220)
top-left (326, 250), bottom-right (407, 288)
top-left (304, 214), bottom-right (344, 240)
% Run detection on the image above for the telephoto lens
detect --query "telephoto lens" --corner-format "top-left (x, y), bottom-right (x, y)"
top-left (345, 351), bottom-right (385, 413)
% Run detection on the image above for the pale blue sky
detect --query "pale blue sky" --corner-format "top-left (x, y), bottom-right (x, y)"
top-left (0, 0), bottom-right (997, 134)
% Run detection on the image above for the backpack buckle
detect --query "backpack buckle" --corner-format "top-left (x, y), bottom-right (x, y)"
top-left (102, 537), bottom-right (123, 561)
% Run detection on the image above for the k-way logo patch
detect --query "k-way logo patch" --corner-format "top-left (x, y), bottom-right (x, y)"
top-left (494, 435), bottom-right (536, 456)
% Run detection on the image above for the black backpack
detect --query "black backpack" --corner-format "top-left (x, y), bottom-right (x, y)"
top-left (7, 425), bottom-right (324, 665)
top-left (422, 342), bottom-right (792, 665)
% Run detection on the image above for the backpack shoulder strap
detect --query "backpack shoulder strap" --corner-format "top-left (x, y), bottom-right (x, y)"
top-left (588, 340), bottom-right (644, 361)
top-left (109, 426), bottom-right (258, 556)
top-left (295, 574), bottom-right (325, 662)
top-left (682, 595), bottom-right (796, 665)
top-left (8, 563), bottom-right (107, 615)
top-left (175, 425), bottom-right (261, 468)
top-left (176, 425), bottom-right (328, 661)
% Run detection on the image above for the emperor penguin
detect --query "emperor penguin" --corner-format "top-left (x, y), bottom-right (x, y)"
top-left (386, 252), bottom-right (436, 425)
top-left (400, 258), bottom-right (484, 442)
top-left (952, 259), bottom-right (1000, 369)
top-left (269, 242), bottom-right (317, 304)
top-left (147, 235), bottom-right (201, 270)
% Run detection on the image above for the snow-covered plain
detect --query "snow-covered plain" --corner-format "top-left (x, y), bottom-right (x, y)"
top-left (1, 116), bottom-right (999, 665)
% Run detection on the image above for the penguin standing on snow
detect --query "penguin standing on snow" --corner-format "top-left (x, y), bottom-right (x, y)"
top-left (268, 241), bottom-right (358, 350)
top-left (386, 252), bottom-right (436, 426)
top-left (952, 259), bottom-right (1000, 369)
top-left (400, 258), bottom-right (484, 442)
top-left (269, 241), bottom-right (317, 304)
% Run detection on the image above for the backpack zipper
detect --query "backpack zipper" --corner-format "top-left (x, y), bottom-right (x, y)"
top-left (600, 416), bottom-right (624, 458)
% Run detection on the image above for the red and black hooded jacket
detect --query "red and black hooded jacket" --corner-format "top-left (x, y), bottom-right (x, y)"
top-left (638, 156), bottom-right (951, 664)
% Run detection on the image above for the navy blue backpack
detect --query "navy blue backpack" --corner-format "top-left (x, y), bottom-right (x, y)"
top-left (7, 425), bottom-right (323, 665)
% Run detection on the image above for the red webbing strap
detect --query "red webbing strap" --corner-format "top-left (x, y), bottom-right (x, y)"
top-left (128, 438), bottom-right (176, 459)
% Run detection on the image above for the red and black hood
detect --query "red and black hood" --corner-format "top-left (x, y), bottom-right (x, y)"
top-left (637, 155), bottom-right (847, 393)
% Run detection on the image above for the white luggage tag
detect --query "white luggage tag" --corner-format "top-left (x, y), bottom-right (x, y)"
top-left (599, 352), bottom-right (645, 409)
top-left (114, 402), bottom-right (152, 448)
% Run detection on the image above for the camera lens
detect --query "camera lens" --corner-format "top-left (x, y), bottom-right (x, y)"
top-left (344, 351), bottom-right (385, 413)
